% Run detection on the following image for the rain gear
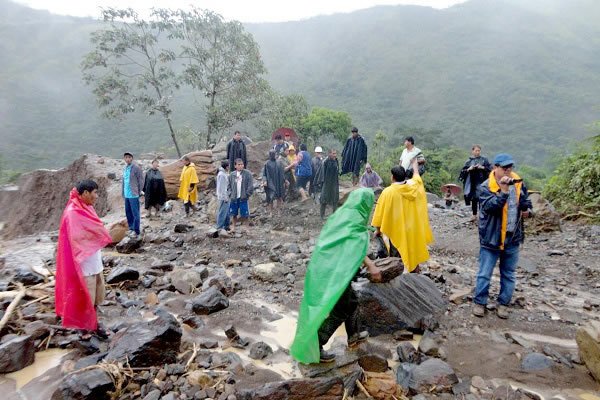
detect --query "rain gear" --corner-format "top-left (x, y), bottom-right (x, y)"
top-left (319, 158), bottom-right (339, 206)
top-left (371, 175), bottom-right (433, 271)
top-left (341, 135), bottom-right (368, 176)
top-left (226, 139), bottom-right (247, 170)
top-left (263, 153), bottom-right (285, 200)
top-left (459, 156), bottom-right (491, 205)
top-left (143, 168), bottom-right (167, 209)
top-left (310, 155), bottom-right (324, 195)
top-left (178, 163), bottom-right (199, 204)
top-left (55, 189), bottom-right (112, 330)
top-left (290, 188), bottom-right (375, 364)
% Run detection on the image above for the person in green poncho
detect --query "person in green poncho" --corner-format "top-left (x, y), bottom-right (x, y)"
top-left (290, 188), bottom-right (382, 364)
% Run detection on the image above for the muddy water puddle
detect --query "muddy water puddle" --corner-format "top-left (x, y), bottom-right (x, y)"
top-left (3, 349), bottom-right (70, 390)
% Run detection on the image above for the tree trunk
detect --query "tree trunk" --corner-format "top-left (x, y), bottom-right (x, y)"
top-left (166, 116), bottom-right (182, 158)
top-left (206, 91), bottom-right (216, 148)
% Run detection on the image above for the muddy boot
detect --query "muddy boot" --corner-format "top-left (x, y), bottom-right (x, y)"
top-left (319, 348), bottom-right (336, 363)
top-left (472, 303), bottom-right (486, 317)
top-left (347, 331), bottom-right (369, 348)
top-left (497, 305), bottom-right (509, 319)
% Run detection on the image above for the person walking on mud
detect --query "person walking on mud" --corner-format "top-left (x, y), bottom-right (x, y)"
top-left (178, 156), bottom-right (200, 217)
top-left (143, 159), bottom-right (167, 218)
top-left (55, 180), bottom-right (112, 336)
top-left (459, 144), bottom-right (491, 222)
top-left (341, 127), bottom-right (368, 186)
top-left (122, 152), bottom-right (144, 238)
top-left (472, 154), bottom-right (532, 319)
top-left (291, 188), bottom-right (382, 364)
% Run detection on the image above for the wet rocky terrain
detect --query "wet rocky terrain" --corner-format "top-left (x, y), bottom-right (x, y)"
top-left (0, 188), bottom-right (599, 400)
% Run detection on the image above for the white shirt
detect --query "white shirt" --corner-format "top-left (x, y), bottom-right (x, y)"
top-left (80, 250), bottom-right (103, 277)
top-left (400, 147), bottom-right (422, 170)
top-left (236, 171), bottom-right (243, 199)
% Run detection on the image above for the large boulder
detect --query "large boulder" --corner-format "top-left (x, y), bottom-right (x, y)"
top-left (108, 219), bottom-right (129, 244)
top-left (105, 310), bottom-right (182, 367)
top-left (576, 321), bottom-right (600, 382)
top-left (355, 274), bottom-right (447, 335)
top-left (52, 369), bottom-right (114, 400)
top-left (160, 151), bottom-right (217, 198)
top-left (527, 192), bottom-right (562, 233)
top-left (237, 377), bottom-right (344, 400)
top-left (0, 335), bottom-right (35, 373)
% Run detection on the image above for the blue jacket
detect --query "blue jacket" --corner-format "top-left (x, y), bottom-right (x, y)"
top-left (296, 151), bottom-right (313, 177)
top-left (477, 178), bottom-right (532, 250)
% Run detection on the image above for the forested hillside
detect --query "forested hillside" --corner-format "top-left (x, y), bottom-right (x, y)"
top-left (1, 0), bottom-right (599, 171)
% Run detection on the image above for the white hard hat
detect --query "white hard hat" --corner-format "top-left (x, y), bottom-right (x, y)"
top-left (314, 146), bottom-right (323, 153)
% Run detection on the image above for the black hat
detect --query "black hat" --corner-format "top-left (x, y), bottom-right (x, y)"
top-left (351, 127), bottom-right (358, 133)
top-left (123, 152), bottom-right (133, 157)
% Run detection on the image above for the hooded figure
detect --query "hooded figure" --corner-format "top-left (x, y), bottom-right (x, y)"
top-left (341, 128), bottom-right (368, 181)
top-left (291, 189), bottom-right (376, 364)
top-left (55, 188), bottom-right (112, 331)
top-left (263, 150), bottom-right (286, 203)
top-left (372, 164), bottom-right (433, 271)
top-left (143, 161), bottom-right (167, 212)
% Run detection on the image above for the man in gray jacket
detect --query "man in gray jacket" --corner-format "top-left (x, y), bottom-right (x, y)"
top-left (215, 160), bottom-right (230, 235)
top-left (122, 152), bottom-right (144, 237)
top-left (228, 158), bottom-right (254, 233)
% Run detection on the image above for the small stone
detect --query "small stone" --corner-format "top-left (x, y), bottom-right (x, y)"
top-left (249, 342), bottom-right (273, 360)
top-left (106, 266), bottom-right (139, 284)
top-left (470, 375), bottom-right (486, 390)
top-left (418, 331), bottom-right (441, 357)
top-left (392, 330), bottom-right (414, 341)
top-left (190, 287), bottom-right (229, 315)
top-left (396, 342), bottom-right (419, 364)
top-left (174, 224), bottom-right (194, 233)
top-left (358, 354), bottom-right (389, 372)
top-left (13, 269), bottom-right (45, 286)
top-left (521, 353), bottom-right (554, 371)
top-left (116, 236), bottom-right (142, 254)
top-left (547, 250), bottom-right (565, 256)
top-left (449, 288), bottom-right (471, 304)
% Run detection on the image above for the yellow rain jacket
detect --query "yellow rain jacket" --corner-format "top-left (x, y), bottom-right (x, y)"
top-left (178, 163), bottom-right (200, 204)
top-left (371, 175), bottom-right (434, 271)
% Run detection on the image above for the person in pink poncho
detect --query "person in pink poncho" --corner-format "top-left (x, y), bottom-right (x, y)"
top-left (55, 180), bottom-right (112, 334)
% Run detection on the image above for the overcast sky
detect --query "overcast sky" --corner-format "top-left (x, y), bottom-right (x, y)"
top-left (14, 0), bottom-right (468, 23)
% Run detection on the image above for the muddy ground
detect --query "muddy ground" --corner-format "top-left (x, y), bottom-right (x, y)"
top-left (0, 189), bottom-right (599, 399)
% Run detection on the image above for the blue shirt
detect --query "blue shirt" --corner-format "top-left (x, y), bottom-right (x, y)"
top-left (506, 186), bottom-right (518, 233)
top-left (123, 165), bottom-right (138, 199)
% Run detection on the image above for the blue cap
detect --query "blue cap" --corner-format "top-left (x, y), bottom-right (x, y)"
top-left (493, 153), bottom-right (515, 167)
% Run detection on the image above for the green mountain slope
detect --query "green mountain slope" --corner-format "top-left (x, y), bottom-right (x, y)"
top-left (1, 0), bottom-right (599, 170)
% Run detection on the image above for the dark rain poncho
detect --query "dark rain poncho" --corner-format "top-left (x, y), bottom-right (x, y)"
top-left (459, 156), bottom-right (491, 204)
top-left (290, 188), bottom-right (375, 364)
top-left (310, 156), bottom-right (324, 195)
top-left (341, 135), bottom-right (368, 176)
top-left (263, 159), bottom-right (285, 199)
top-left (143, 168), bottom-right (167, 209)
top-left (319, 158), bottom-right (339, 206)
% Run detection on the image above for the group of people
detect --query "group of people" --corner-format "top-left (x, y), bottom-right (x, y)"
top-left (54, 129), bottom-right (533, 364)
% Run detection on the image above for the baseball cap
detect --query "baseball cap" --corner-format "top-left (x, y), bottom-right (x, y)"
top-left (493, 153), bottom-right (515, 167)
top-left (123, 152), bottom-right (133, 157)
top-left (314, 146), bottom-right (323, 153)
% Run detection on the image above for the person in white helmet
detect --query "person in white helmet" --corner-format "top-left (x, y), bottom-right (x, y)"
top-left (309, 146), bottom-right (324, 202)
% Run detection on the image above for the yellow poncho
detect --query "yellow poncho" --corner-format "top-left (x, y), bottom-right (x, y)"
top-left (178, 163), bottom-right (199, 204)
top-left (371, 175), bottom-right (434, 271)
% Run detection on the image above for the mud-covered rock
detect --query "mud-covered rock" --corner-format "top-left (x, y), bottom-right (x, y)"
top-left (105, 310), bottom-right (182, 367)
top-left (237, 377), bottom-right (344, 400)
top-left (51, 368), bottom-right (114, 400)
top-left (355, 274), bottom-right (447, 335)
top-left (0, 335), bottom-right (35, 373)
top-left (249, 342), bottom-right (273, 360)
top-left (252, 263), bottom-right (287, 283)
top-left (358, 354), bottom-right (389, 372)
top-left (190, 286), bottom-right (229, 315)
top-left (170, 269), bottom-right (203, 295)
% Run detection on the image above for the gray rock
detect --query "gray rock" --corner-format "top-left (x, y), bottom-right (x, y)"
top-left (105, 310), bottom-right (182, 367)
top-left (142, 389), bottom-right (161, 400)
top-left (150, 262), bottom-right (174, 272)
top-left (170, 269), bottom-right (203, 295)
top-left (542, 345), bottom-right (573, 368)
top-left (0, 335), bottom-right (35, 373)
top-left (13, 269), bottom-right (45, 285)
top-left (51, 369), bottom-right (114, 400)
top-left (174, 224), bottom-right (194, 233)
top-left (397, 342), bottom-right (420, 364)
top-left (249, 342), bottom-right (273, 360)
top-left (418, 331), bottom-right (441, 357)
top-left (521, 353), bottom-right (554, 371)
top-left (237, 377), bottom-right (344, 400)
top-left (252, 263), bottom-right (287, 283)
top-left (355, 274), bottom-right (447, 335)
top-left (106, 266), bottom-right (139, 284)
top-left (116, 236), bottom-right (142, 254)
top-left (202, 274), bottom-right (238, 296)
top-left (408, 358), bottom-right (458, 393)
top-left (190, 287), bottom-right (229, 315)
top-left (358, 354), bottom-right (388, 372)
top-left (395, 362), bottom-right (417, 388)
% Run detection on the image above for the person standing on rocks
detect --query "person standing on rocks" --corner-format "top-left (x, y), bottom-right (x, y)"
top-left (399, 136), bottom-right (426, 178)
top-left (143, 159), bottom-right (167, 218)
top-left (295, 143), bottom-right (313, 202)
top-left (178, 156), bottom-right (199, 217)
top-left (215, 160), bottom-right (231, 235)
top-left (309, 146), bottom-right (324, 201)
top-left (262, 150), bottom-right (285, 215)
top-left (272, 134), bottom-right (288, 156)
top-left (226, 130), bottom-right (247, 170)
top-left (291, 188), bottom-right (382, 364)
top-left (341, 127), bottom-right (368, 186)
top-left (55, 180), bottom-right (112, 333)
top-left (278, 148), bottom-right (295, 201)
top-left (372, 158), bottom-right (433, 272)
top-left (459, 144), bottom-right (492, 222)
top-left (318, 149), bottom-right (340, 220)
top-left (122, 152), bottom-right (144, 238)
top-left (472, 153), bottom-right (532, 319)
top-left (228, 158), bottom-right (254, 233)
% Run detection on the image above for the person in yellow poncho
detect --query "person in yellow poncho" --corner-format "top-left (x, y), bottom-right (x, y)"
top-left (372, 157), bottom-right (433, 272)
top-left (178, 156), bottom-right (199, 217)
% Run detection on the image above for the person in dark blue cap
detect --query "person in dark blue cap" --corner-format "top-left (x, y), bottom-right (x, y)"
top-left (472, 153), bottom-right (532, 319)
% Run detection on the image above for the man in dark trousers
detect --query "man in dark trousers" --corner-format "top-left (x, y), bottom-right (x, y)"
top-left (459, 144), bottom-right (491, 222)
top-left (122, 152), bottom-right (144, 238)
top-left (226, 130), bottom-right (247, 170)
top-left (341, 127), bottom-right (368, 186)
top-left (309, 146), bottom-right (324, 201)
top-left (318, 149), bottom-right (340, 219)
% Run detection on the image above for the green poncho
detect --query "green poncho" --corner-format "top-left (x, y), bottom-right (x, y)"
top-left (290, 188), bottom-right (375, 364)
